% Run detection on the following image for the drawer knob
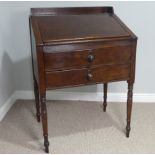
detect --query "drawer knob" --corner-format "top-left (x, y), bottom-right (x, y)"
top-left (88, 54), bottom-right (95, 62)
top-left (87, 73), bottom-right (93, 81)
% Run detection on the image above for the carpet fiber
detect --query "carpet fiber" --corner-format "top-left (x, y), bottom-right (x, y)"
top-left (0, 100), bottom-right (155, 153)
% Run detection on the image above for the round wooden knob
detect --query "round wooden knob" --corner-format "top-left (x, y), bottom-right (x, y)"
top-left (87, 73), bottom-right (93, 81)
top-left (88, 54), bottom-right (95, 62)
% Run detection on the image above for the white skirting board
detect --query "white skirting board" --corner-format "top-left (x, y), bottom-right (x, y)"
top-left (15, 90), bottom-right (155, 103)
top-left (0, 93), bottom-right (16, 121)
top-left (0, 90), bottom-right (155, 121)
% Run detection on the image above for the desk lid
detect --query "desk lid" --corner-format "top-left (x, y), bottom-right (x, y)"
top-left (30, 7), bottom-right (137, 46)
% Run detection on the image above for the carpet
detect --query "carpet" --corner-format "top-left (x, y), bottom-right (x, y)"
top-left (0, 100), bottom-right (155, 153)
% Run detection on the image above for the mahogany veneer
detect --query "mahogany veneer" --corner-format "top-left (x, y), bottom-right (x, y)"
top-left (29, 7), bottom-right (137, 153)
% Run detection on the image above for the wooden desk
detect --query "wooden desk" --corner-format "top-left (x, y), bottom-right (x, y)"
top-left (29, 7), bottom-right (137, 153)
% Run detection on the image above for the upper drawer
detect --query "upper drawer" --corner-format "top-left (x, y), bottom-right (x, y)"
top-left (44, 45), bottom-right (131, 71)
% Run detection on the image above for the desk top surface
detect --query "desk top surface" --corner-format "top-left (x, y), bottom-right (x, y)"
top-left (30, 7), bottom-right (136, 45)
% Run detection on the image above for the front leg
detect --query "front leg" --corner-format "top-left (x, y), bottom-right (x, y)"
top-left (103, 83), bottom-right (108, 112)
top-left (40, 94), bottom-right (49, 153)
top-left (126, 81), bottom-right (134, 138)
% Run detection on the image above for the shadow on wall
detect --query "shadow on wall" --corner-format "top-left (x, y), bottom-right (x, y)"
top-left (0, 52), bottom-right (14, 107)
top-left (13, 55), bottom-right (34, 91)
top-left (0, 8), bottom-right (33, 91)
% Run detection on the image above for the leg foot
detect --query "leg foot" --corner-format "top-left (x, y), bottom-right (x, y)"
top-left (41, 94), bottom-right (49, 153)
top-left (103, 83), bottom-right (108, 112)
top-left (44, 134), bottom-right (49, 153)
top-left (103, 105), bottom-right (107, 112)
top-left (126, 81), bottom-right (133, 138)
top-left (36, 113), bottom-right (40, 122)
top-left (45, 147), bottom-right (49, 153)
top-left (126, 124), bottom-right (130, 138)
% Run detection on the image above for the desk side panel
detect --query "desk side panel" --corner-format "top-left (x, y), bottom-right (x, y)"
top-left (130, 39), bottom-right (137, 83)
top-left (30, 20), bottom-right (39, 83)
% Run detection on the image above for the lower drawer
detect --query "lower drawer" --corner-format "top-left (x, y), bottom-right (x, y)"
top-left (46, 64), bottom-right (130, 89)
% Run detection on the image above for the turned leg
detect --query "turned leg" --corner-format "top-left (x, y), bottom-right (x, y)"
top-left (40, 94), bottom-right (49, 153)
top-left (33, 77), bottom-right (40, 122)
top-left (126, 81), bottom-right (134, 138)
top-left (103, 83), bottom-right (108, 112)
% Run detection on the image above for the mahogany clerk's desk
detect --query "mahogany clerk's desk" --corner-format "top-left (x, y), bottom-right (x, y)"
top-left (29, 7), bottom-right (137, 153)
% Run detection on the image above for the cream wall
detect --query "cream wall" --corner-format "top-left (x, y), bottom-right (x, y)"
top-left (0, 4), bottom-right (15, 107)
top-left (0, 1), bottom-right (155, 107)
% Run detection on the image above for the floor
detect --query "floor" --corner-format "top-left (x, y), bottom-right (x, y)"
top-left (0, 100), bottom-right (155, 153)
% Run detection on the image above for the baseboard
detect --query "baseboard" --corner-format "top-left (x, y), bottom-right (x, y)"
top-left (0, 93), bottom-right (16, 121)
top-left (16, 90), bottom-right (155, 103)
top-left (1, 90), bottom-right (155, 122)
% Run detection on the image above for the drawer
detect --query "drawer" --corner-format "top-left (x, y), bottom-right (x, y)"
top-left (46, 64), bottom-right (130, 89)
top-left (44, 50), bottom-right (89, 71)
top-left (44, 45), bottom-right (131, 71)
